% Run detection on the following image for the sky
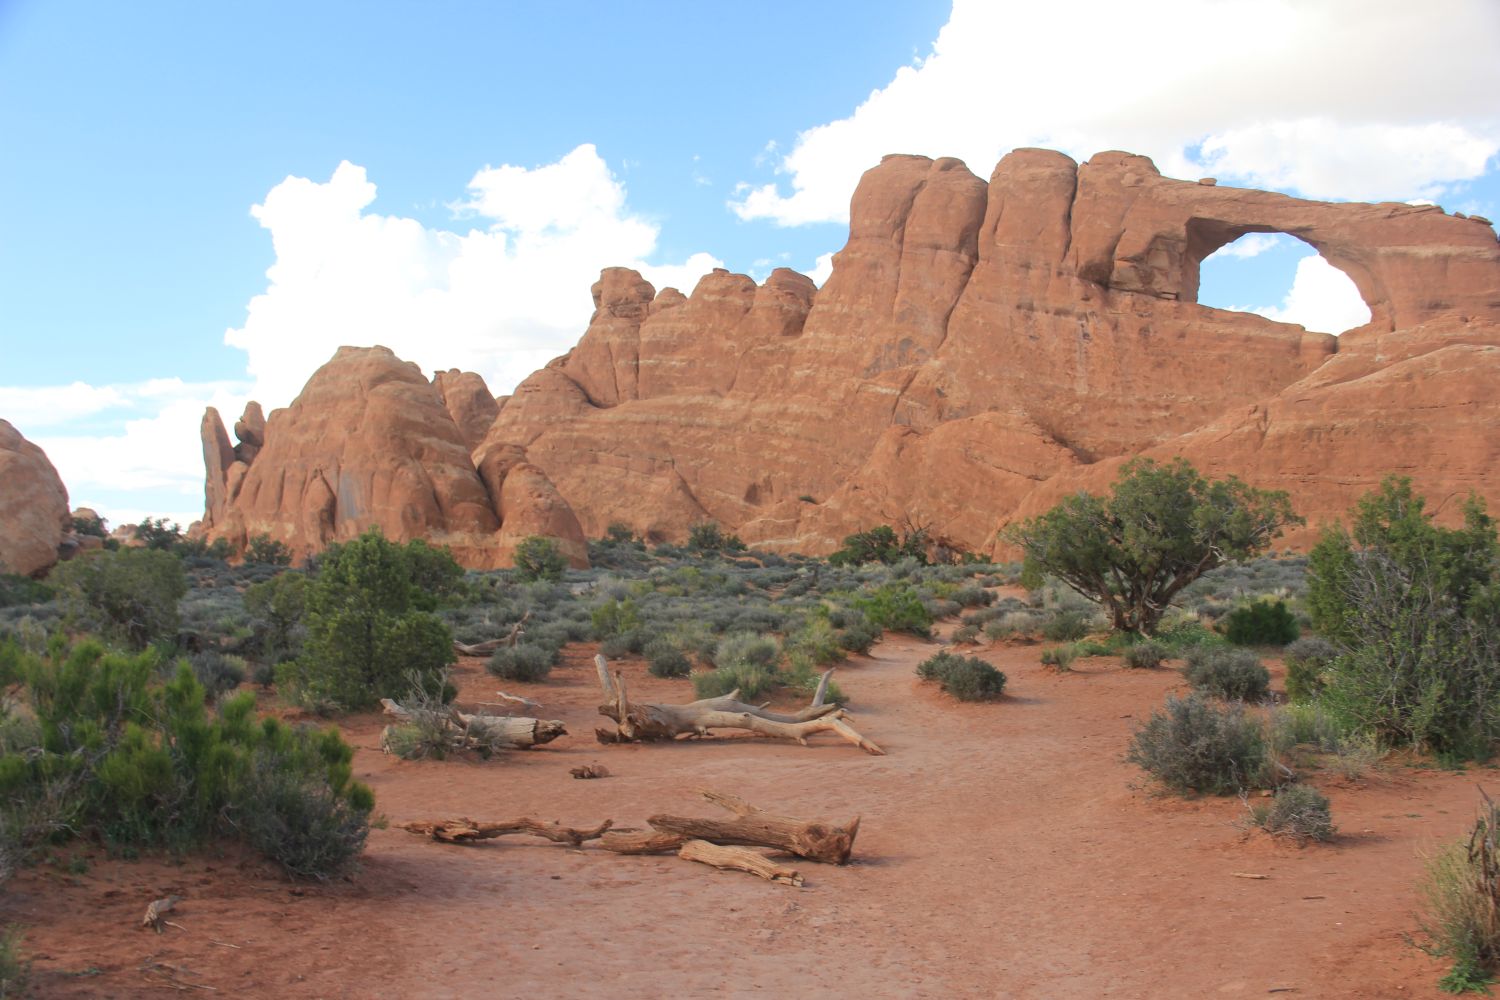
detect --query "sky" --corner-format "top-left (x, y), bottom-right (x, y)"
top-left (1, 0), bottom-right (1497, 531)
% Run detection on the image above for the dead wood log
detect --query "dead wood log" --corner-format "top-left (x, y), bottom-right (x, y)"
top-left (451, 611), bottom-right (533, 656)
top-left (379, 698), bottom-right (566, 751)
top-left (598, 829), bottom-right (690, 854)
top-left (648, 790), bottom-right (860, 864)
top-left (397, 817), bottom-right (613, 846)
top-left (592, 654), bottom-right (883, 755)
top-left (678, 840), bottom-right (803, 886)
top-left (570, 763), bottom-right (610, 779)
top-left (142, 895), bottom-right (183, 932)
top-left (480, 690), bottom-right (543, 713)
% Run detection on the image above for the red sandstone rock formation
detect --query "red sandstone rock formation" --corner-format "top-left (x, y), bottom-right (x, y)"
top-left (0, 420), bottom-right (72, 576)
top-left (205, 149), bottom-right (1500, 564)
top-left (199, 347), bottom-right (586, 568)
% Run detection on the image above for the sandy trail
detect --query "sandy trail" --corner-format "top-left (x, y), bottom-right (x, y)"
top-left (2, 625), bottom-right (1485, 998)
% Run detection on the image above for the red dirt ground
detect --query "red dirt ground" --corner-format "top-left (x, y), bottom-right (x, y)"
top-left (3, 616), bottom-right (1492, 998)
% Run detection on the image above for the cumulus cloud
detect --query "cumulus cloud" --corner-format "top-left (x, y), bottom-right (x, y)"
top-left (1205, 234), bottom-right (1284, 261)
top-left (1241, 255), bottom-right (1372, 334)
top-left (0, 382), bottom-right (127, 429)
top-left (226, 145), bottom-right (721, 408)
top-left (808, 251), bottom-right (836, 286)
top-left (733, 0), bottom-right (1500, 225)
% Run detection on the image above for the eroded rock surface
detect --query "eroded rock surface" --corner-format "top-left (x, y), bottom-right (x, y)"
top-left (206, 149), bottom-right (1500, 562)
top-left (0, 420), bottom-right (71, 576)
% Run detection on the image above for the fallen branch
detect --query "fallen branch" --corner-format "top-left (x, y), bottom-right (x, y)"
top-left (570, 763), bottom-right (610, 779)
top-left (479, 690), bottom-right (544, 713)
top-left (397, 817), bottom-right (613, 846)
top-left (599, 829), bottom-right (690, 855)
top-left (679, 839), bottom-right (803, 886)
top-left (452, 611), bottom-right (533, 656)
top-left (592, 655), bottom-right (883, 755)
top-left (142, 895), bottom-right (183, 933)
top-left (648, 790), bottom-right (859, 864)
top-left (380, 698), bottom-right (566, 752)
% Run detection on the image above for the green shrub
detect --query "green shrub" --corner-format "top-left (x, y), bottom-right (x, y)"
top-left (950, 585), bottom-right (994, 609)
top-left (786, 617), bottom-right (845, 667)
top-left (599, 630), bottom-right (645, 659)
top-left (1224, 599), bottom-right (1299, 646)
top-left (243, 571), bottom-right (308, 668)
top-left (1283, 636), bottom-right (1337, 702)
top-left (189, 651), bottom-right (246, 696)
top-left (853, 584), bottom-right (933, 638)
top-left (1040, 646), bottom-right (1077, 672)
top-left (0, 924), bottom-right (29, 996)
top-left (951, 624), bottom-right (981, 645)
top-left (245, 534), bottom-right (293, 567)
top-left (1420, 795), bottom-right (1500, 993)
top-left (828, 525), bottom-right (926, 566)
top-left (1308, 478), bottom-right (1500, 758)
top-left (1041, 610), bottom-right (1090, 642)
top-left (837, 617), bottom-right (881, 654)
top-left (1123, 639), bottom-right (1168, 669)
top-left (591, 598), bottom-right (640, 639)
top-left (0, 574), bottom-right (52, 610)
top-left (687, 522), bottom-right (745, 555)
top-left (487, 643), bottom-right (557, 682)
top-left (513, 536), bottom-right (567, 583)
top-left (275, 531), bottom-right (455, 712)
top-left (50, 548), bottom-right (188, 649)
top-left (1126, 694), bottom-right (1269, 795)
top-left (1252, 783), bottom-right (1334, 843)
top-left (1184, 647), bottom-right (1271, 701)
top-left (692, 662), bottom-right (778, 701)
top-left (916, 651), bottom-right (1007, 701)
top-left (232, 743), bottom-right (372, 879)
top-left (644, 639), bottom-right (691, 679)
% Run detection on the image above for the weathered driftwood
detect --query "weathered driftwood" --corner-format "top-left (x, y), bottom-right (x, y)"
top-left (142, 895), bottom-right (183, 932)
top-left (570, 763), bottom-right (610, 779)
top-left (451, 611), bottom-right (533, 656)
top-left (599, 829), bottom-right (690, 855)
top-left (480, 690), bottom-right (544, 713)
top-left (648, 790), bottom-right (860, 865)
top-left (398, 817), bottom-right (613, 846)
top-left (592, 655), bottom-right (883, 755)
top-left (379, 698), bottom-right (566, 751)
top-left (679, 839), bottom-right (803, 886)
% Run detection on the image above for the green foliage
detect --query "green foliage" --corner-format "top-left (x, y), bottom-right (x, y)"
top-left (1307, 478), bottom-right (1500, 757)
top-left (50, 547), bottom-right (188, 649)
top-left (836, 615), bottom-right (881, 654)
top-left (1123, 639), bottom-right (1168, 669)
top-left (0, 639), bottom-right (371, 878)
top-left (133, 516), bottom-right (185, 551)
top-left (243, 571), bottom-right (308, 668)
top-left (686, 522), bottom-right (746, 555)
top-left (644, 639), bottom-right (691, 678)
top-left (784, 616), bottom-right (845, 668)
top-left (245, 534), bottom-right (293, 567)
top-left (951, 624), bottom-right (981, 645)
top-left (829, 525), bottom-right (927, 566)
top-left (1420, 795), bottom-right (1500, 993)
top-left (487, 643), bottom-right (557, 682)
top-left (1283, 636), bottom-right (1337, 703)
top-left (1127, 694), bottom-right (1270, 795)
top-left (591, 598), bottom-right (641, 639)
top-left (0, 574), bottom-right (52, 610)
top-left (1040, 645), bottom-right (1077, 671)
top-left (513, 536), bottom-right (568, 583)
top-left (1040, 610), bottom-right (1090, 642)
top-left (1005, 458), bottom-right (1301, 635)
top-left (1184, 647), bottom-right (1271, 701)
top-left (1252, 783), bottom-right (1334, 843)
top-left (1223, 599), bottom-right (1299, 646)
top-left (276, 530), bottom-right (456, 712)
top-left (188, 651), bottom-right (246, 696)
top-left (853, 583), bottom-right (933, 638)
top-left (0, 925), bottom-right (28, 996)
top-left (692, 633), bottom-right (781, 699)
top-left (916, 650), bottom-right (1006, 701)
top-left (71, 510), bottom-right (107, 537)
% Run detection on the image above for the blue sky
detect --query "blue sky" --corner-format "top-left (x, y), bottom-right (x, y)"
top-left (1, 0), bottom-right (1497, 531)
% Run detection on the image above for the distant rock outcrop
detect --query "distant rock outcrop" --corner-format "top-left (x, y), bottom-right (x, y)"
top-left (0, 420), bottom-right (72, 576)
top-left (199, 348), bottom-right (586, 568)
top-left (203, 148), bottom-right (1500, 564)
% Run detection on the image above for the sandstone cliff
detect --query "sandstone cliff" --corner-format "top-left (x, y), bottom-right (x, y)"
top-left (204, 149), bottom-right (1500, 564)
top-left (0, 420), bottom-right (72, 576)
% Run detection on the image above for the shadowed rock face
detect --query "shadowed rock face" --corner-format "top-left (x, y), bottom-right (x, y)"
top-left (199, 348), bottom-right (586, 569)
top-left (203, 149), bottom-right (1500, 563)
top-left (0, 420), bottom-right (71, 576)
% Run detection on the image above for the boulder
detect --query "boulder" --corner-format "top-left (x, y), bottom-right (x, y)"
top-left (0, 420), bottom-right (71, 576)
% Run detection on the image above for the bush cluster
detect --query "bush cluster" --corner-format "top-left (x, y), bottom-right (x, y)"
top-left (1223, 599), bottom-right (1299, 646)
top-left (1127, 694), bottom-right (1269, 795)
top-left (853, 584), bottom-right (933, 638)
top-left (1282, 636), bottom-right (1337, 703)
top-left (1123, 640), bottom-right (1168, 669)
top-left (1252, 783), bottom-right (1335, 843)
top-left (916, 651), bottom-right (1006, 701)
top-left (1184, 647), bottom-right (1270, 701)
top-left (50, 547), bottom-right (188, 649)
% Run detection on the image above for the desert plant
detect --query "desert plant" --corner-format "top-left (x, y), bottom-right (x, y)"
top-left (1005, 458), bottom-right (1301, 634)
top-left (244, 534), bottom-right (293, 567)
top-left (188, 650), bottom-right (246, 696)
top-left (686, 522), bottom-right (745, 555)
top-left (951, 624), bottom-right (982, 645)
top-left (1040, 609), bottom-right (1090, 642)
top-left (1251, 783), bottom-right (1334, 842)
top-left (1283, 636), bottom-right (1338, 702)
top-left (1040, 645), bottom-right (1077, 672)
top-left (1420, 793), bottom-right (1500, 993)
top-left (1223, 599), bottom-right (1299, 646)
top-left (644, 638), bottom-right (691, 679)
top-left (243, 570), bottom-right (308, 669)
top-left (1127, 694), bottom-right (1270, 795)
top-left (487, 642), bottom-right (557, 682)
top-left (853, 584), bottom-right (933, 638)
top-left (0, 924), bottom-right (28, 996)
top-left (828, 525), bottom-right (927, 566)
top-left (691, 661), bottom-right (778, 700)
top-left (275, 530), bottom-right (455, 712)
top-left (513, 536), bottom-right (567, 583)
top-left (916, 650), bottom-right (1006, 701)
top-left (1123, 639), bottom-right (1168, 669)
top-left (1184, 646), bottom-right (1271, 701)
top-left (50, 547), bottom-right (188, 649)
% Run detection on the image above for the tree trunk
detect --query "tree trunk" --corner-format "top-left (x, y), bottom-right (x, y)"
top-left (380, 699), bottom-right (567, 749)
top-left (645, 790), bottom-right (859, 864)
top-left (678, 840), bottom-right (803, 886)
top-left (592, 655), bottom-right (883, 755)
top-left (397, 817), bottom-right (612, 846)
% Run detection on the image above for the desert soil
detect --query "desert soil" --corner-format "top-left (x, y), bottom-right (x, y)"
top-left (3, 609), bottom-right (1490, 998)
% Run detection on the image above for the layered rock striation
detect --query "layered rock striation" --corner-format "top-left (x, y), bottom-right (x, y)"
top-left (0, 420), bottom-right (73, 576)
top-left (204, 149), bottom-right (1500, 564)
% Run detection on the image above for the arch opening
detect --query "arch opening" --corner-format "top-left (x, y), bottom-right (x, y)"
top-left (1187, 226), bottom-right (1372, 335)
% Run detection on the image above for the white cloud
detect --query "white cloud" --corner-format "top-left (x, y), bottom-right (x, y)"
top-left (0, 382), bottom-right (128, 430)
top-left (226, 145), bottom-right (721, 408)
top-left (1205, 233), bottom-right (1284, 261)
top-left (732, 0), bottom-right (1500, 225)
top-left (808, 252), bottom-right (835, 286)
top-left (1242, 255), bottom-right (1372, 334)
